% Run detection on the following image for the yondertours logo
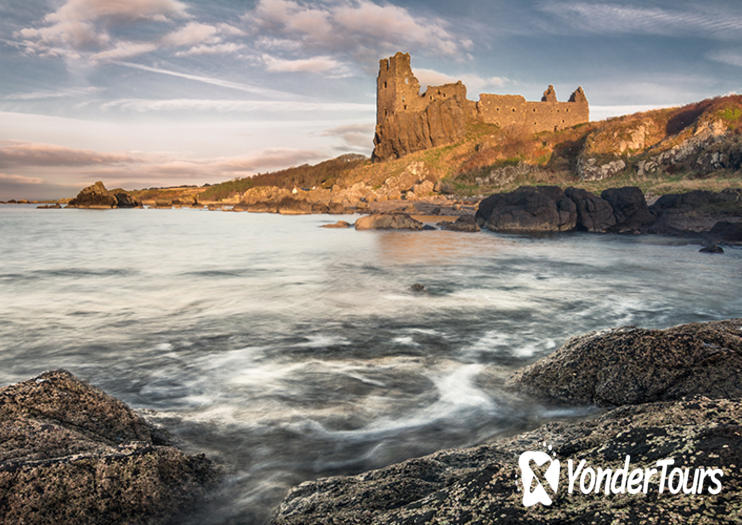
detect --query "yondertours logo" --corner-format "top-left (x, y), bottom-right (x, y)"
top-left (518, 446), bottom-right (724, 507)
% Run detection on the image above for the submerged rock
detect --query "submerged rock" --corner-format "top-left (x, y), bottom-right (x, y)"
top-left (0, 370), bottom-right (216, 524)
top-left (354, 213), bottom-right (424, 231)
top-left (508, 319), bottom-right (742, 406)
top-left (272, 397), bottom-right (742, 524)
top-left (699, 244), bottom-right (724, 253)
top-left (321, 220), bottom-right (352, 229)
top-left (438, 214), bottom-right (480, 232)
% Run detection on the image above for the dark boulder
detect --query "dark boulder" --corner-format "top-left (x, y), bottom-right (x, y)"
top-left (68, 181), bottom-right (118, 208)
top-left (564, 187), bottom-right (616, 232)
top-left (438, 214), bottom-right (480, 232)
top-left (355, 214), bottom-right (424, 231)
top-left (0, 370), bottom-right (216, 524)
top-left (475, 186), bottom-right (577, 232)
top-left (508, 319), bottom-right (742, 406)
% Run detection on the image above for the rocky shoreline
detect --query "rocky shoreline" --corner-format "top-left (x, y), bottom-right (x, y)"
top-left (53, 181), bottom-right (741, 245)
top-left (272, 319), bottom-right (742, 524)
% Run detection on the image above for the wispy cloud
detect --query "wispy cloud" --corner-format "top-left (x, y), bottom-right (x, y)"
top-left (321, 123), bottom-right (374, 151)
top-left (0, 172), bottom-right (43, 185)
top-left (539, 2), bottom-right (742, 39)
top-left (261, 53), bottom-right (349, 75)
top-left (1, 86), bottom-right (100, 101)
top-left (109, 62), bottom-right (294, 98)
top-left (99, 98), bottom-right (374, 113)
top-left (708, 49), bottom-right (742, 68)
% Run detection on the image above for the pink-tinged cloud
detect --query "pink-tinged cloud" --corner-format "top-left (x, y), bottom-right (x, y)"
top-left (48, 0), bottom-right (190, 24)
top-left (321, 123), bottom-right (374, 150)
top-left (0, 173), bottom-right (43, 185)
top-left (16, 0), bottom-right (190, 58)
top-left (0, 142), bottom-right (138, 168)
top-left (246, 0), bottom-right (469, 65)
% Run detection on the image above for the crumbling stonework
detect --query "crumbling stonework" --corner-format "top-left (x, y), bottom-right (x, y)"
top-left (372, 52), bottom-right (589, 161)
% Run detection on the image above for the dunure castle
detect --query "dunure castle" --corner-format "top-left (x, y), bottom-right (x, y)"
top-left (372, 52), bottom-right (589, 161)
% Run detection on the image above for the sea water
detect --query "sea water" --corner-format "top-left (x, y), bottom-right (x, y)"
top-left (1, 204), bottom-right (740, 523)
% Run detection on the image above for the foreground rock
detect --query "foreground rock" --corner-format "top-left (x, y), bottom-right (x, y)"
top-left (509, 319), bottom-right (742, 406)
top-left (67, 181), bottom-right (141, 209)
top-left (273, 397), bottom-right (741, 524)
top-left (0, 370), bottom-right (215, 524)
top-left (274, 318), bottom-right (742, 524)
top-left (355, 214), bottom-right (425, 231)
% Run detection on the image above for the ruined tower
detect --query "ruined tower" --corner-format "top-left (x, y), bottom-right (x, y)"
top-left (372, 52), bottom-right (589, 162)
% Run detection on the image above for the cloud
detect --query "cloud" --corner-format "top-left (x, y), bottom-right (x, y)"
top-left (414, 68), bottom-right (509, 95)
top-left (215, 149), bottom-right (326, 173)
top-left (109, 62), bottom-right (294, 98)
top-left (321, 123), bottom-right (373, 151)
top-left (261, 53), bottom-right (348, 74)
top-left (161, 22), bottom-right (219, 47)
top-left (17, 1), bottom-right (247, 62)
top-left (0, 172), bottom-right (43, 185)
top-left (539, 2), bottom-right (742, 39)
top-left (100, 98), bottom-right (374, 113)
top-left (0, 141), bottom-right (136, 168)
top-left (1, 87), bottom-right (101, 101)
top-left (16, 0), bottom-right (190, 57)
top-left (49, 0), bottom-right (189, 23)
top-left (708, 49), bottom-right (742, 68)
top-left (245, 0), bottom-right (471, 72)
top-left (176, 42), bottom-right (246, 57)
top-left (91, 41), bottom-right (158, 61)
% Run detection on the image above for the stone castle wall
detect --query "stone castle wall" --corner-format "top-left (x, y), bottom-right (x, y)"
top-left (372, 52), bottom-right (589, 161)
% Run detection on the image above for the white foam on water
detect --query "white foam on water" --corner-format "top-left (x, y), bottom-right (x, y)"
top-left (294, 334), bottom-right (350, 348)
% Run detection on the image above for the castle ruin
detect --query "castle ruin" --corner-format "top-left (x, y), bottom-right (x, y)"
top-left (372, 52), bottom-right (589, 161)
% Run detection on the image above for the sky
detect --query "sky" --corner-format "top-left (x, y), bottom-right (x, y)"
top-left (0, 0), bottom-right (740, 199)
